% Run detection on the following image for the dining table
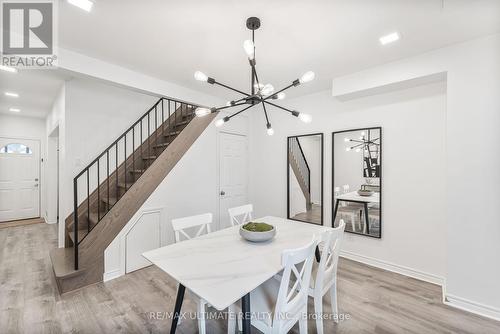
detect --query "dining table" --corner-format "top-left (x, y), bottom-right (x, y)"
top-left (333, 191), bottom-right (380, 234)
top-left (142, 215), bottom-right (331, 334)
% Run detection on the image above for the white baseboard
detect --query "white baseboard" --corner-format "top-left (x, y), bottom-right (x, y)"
top-left (103, 269), bottom-right (122, 282)
top-left (444, 293), bottom-right (500, 322)
top-left (341, 250), bottom-right (500, 321)
top-left (340, 250), bottom-right (445, 286)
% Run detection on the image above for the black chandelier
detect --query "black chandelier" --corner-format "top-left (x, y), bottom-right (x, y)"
top-left (193, 17), bottom-right (314, 135)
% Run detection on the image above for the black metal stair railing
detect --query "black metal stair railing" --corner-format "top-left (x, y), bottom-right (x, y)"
top-left (72, 97), bottom-right (201, 270)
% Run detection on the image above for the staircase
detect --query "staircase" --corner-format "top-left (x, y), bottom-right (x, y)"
top-left (289, 137), bottom-right (312, 210)
top-left (50, 97), bottom-right (217, 293)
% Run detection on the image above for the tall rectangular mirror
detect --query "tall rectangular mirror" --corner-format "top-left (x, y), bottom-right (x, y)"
top-left (332, 127), bottom-right (382, 238)
top-left (287, 133), bottom-right (323, 225)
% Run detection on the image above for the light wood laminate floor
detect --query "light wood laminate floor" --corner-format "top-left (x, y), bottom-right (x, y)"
top-left (1, 223), bottom-right (499, 333)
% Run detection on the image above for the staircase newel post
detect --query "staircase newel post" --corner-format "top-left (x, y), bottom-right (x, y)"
top-left (73, 177), bottom-right (79, 270)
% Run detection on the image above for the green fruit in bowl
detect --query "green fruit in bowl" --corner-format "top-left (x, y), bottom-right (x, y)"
top-left (242, 222), bottom-right (274, 232)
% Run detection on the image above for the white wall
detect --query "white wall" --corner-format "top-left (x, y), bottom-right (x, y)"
top-left (46, 85), bottom-right (65, 243)
top-left (0, 114), bottom-right (47, 222)
top-left (331, 34), bottom-right (500, 319)
top-left (249, 82), bottom-right (447, 284)
top-left (104, 113), bottom-right (247, 280)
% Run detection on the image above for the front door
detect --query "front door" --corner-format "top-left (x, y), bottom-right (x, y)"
top-left (0, 138), bottom-right (40, 222)
top-left (218, 132), bottom-right (248, 229)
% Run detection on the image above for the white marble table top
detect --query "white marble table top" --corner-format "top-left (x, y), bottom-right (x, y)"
top-left (142, 216), bottom-right (330, 311)
top-left (337, 191), bottom-right (380, 204)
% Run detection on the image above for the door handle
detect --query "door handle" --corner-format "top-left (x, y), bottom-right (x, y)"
top-left (34, 184), bottom-right (39, 187)
top-left (220, 190), bottom-right (226, 196)
top-left (35, 178), bottom-right (39, 181)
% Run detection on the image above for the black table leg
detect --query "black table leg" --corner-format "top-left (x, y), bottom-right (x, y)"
top-left (241, 293), bottom-right (251, 334)
top-left (363, 202), bottom-right (370, 235)
top-left (170, 283), bottom-right (185, 334)
top-left (315, 246), bottom-right (321, 262)
top-left (332, 199), bottom-right (340, 226)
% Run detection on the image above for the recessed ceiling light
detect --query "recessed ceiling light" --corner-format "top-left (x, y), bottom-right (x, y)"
top-left (379, 32), bottom-right (400, 45)
top-left (67, 0), bottom-right (93, 12)
top-left (5, 92), bottom-right (19, 98)
top-left (0, 65), bottom-right (17, 73)
top-left (9, 108), bottom-right (21, 113)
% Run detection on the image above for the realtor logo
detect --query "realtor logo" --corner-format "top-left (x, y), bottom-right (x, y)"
top-left (2, 1), bottom-right (53, 54)
top-left (1, 0), bottom-right (57, 69)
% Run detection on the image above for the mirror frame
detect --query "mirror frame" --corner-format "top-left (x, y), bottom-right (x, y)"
top-left (287, 132), bottom-right (324, 226)
top-left (332, 127), bottom-right (382, 238)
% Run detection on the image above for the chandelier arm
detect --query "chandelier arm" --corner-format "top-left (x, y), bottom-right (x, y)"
top-left (226, 104), bottom-right (256, 120)
top-left (348, 143), bottom-right (365, 150)
top-left (264, 101), bottom-right (295, 114)
top-left (214, 102), bottom-right (248, 111)
top-left (213, 81), bottom-right (251, 97)
top-left (261, 102), bottom-right (271, 125)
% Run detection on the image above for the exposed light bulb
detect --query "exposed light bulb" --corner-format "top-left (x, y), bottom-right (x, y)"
top-left (299, 71), bottom-right (315, 84)
top-left (298, 113), bottom-right (312, 123)
top-left (195, 107), bottom-right (211, 117)
top-left (355, 148), bottom-right (361, 153)
top-left (344, 138), bottom-right (350, 142)
top-left (5, 92), bottom-right (19, 98)
top-left (359, 136), bottom-right (364, 140)
top-left (194, 71), bottom-right (208, 82)
top-left (266, 123), bottom-right (274, 136)
top-left (0, 65), bottom-right (17, 73)
top-left (260, 84), bottom-right (274, 96)
top-left (276, 92), bottom-right (286, 100)
top-left (254, 83), bottom-right (264, 90)
top-left (346, 147), bottom-right (351, 152)
top-left (226, 101), bottom-right (232, 107)
top-left (243, 40), bottom-right (255, 60)
top-left (215, 119), bottom-right (225, 127)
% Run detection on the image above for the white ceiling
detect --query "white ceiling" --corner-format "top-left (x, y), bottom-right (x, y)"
top-left (59, 0), bottom-right (500, 100)
top-left (0, 70), bottom-right (68, 118)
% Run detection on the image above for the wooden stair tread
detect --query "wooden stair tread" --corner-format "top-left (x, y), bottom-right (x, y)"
top-left (68, 229), bottom-right (89, 244)
top-left (129, 169), bottom-right (145, 173)
top-left (101, 196), bottom-right (118, 206)
top-left (117, 181), bottom-right (134, 189)
top-left (174, 120), bottom-right (189, 127)
top-left (49, 247), bottom-right (81, 279)
top-left (153, 142), bottom-right (171, 149)
top-left (164, 130), bottom-right (181, 137)
top-left (142, 155), bottom-right (157, 160)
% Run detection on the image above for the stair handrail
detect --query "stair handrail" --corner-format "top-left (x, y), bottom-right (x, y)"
top-left (72, 96), bottom-right (202, 270)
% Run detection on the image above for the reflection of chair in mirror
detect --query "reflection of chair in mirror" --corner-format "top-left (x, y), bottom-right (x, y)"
top-left (334, 187), bottom-right (361, 232)
top-left (366, 207), bottom-right (380, 235)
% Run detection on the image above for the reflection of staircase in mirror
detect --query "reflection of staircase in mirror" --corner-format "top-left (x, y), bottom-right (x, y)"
top-left (289, 137), bottom-right (312, 210)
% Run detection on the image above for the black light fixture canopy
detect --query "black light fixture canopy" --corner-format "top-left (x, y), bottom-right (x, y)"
top-left (193, 17), bottom-right (314, 135)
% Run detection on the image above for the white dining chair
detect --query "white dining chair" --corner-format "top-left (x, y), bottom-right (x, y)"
top-left (228, 204), bottom-right (253, 227)
top-left (171, 213), bottom-right (213, 334)
top-left (228, 238), bottom-right (318, 334)
top-left (309, 220), bottom-right (346, 334)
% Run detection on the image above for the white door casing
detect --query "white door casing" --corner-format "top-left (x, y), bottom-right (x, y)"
top-left (0, 138), bottom-right (40, 222)
top-left (218, 132), bottom-right (248, 229)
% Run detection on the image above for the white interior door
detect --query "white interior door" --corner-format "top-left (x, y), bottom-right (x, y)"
top-left (219, 132), bottom-right (248, 229)
top-left (0, 138), bottom-right (40, 222)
